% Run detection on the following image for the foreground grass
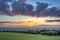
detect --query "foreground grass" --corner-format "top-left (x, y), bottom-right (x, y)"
top-left (0, 32), bottom-right (60, 40)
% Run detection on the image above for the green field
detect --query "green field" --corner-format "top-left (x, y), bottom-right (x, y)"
top-left (0, 32), bottom-right (60, 40)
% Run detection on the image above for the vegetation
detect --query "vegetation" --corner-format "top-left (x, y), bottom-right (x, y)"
top-left (0, 29), bottom-right (60, 36)
top-left (0, 32), bottom-right (60, 40)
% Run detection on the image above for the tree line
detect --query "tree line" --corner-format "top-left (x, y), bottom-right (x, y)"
top-left (0, 29), bottom-right (60, 36)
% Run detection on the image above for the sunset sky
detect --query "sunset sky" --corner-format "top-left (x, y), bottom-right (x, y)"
top-left (0, 0), bottom-right (60, 27)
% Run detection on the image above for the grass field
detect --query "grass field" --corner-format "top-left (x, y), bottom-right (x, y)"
top-left (0, 32), bottom-right (60, 40)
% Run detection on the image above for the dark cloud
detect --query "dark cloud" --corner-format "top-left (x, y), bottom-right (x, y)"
top-left (12, 1), bottom-right (34, 16)
top-left (34, 2), bottom-right (48, 17)
top-left (0, 0), bottom-right (60, 17)
top-left (0, 21), bottom-right (15, 23)
top-left (12, 1), bottom-right (24, 12)
top-left (0, 21), bottom-right (20, 24)
top-left (46, 19), bottom-right (60, 22)
top-left (0, 21), bottom-right (34, 24)
top-left (43, 7), bottom-right (60, 17)
top-left (0, 0), bottom-right (10, 13)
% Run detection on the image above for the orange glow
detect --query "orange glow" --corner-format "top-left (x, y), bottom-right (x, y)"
top-left (0, 19), bottom-right (46, 27)
top-left (45, 22), bottom-right (60, 26)
top-left (0, 21), bottom-right (60, 27)
top-left (0, 17), bottom-right (60, 27)
top-left (0, 22), bottom-right (44, 27)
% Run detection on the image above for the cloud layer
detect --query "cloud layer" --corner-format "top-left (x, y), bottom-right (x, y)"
top-left (0, 0), bottom-right (60, 17)
top-left (46, 19), bottom-right (60, 22)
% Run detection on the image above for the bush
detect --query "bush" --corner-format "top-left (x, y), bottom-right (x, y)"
top-left (40, 31), bottom-right (47, 35)
top-left (40, 30), bottom-right (58, 36)
top-left (47, 31), bottom-right (57, 36)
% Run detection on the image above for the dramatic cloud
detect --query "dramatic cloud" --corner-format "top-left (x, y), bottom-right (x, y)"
top-left (0, 22), bottom-right (14, 23)
top-left (0, 0), bottom-right (13, 14)
top-left (34, 2), bottom-right (48, 17)
top-left (43, 7), bottom-right (60, 17)
top-left (0, 21), bottom-right (34, 24)
top-left (46, 19), bottom-right (60, 22)
top-left (0, 0), bottom-right (60, 17)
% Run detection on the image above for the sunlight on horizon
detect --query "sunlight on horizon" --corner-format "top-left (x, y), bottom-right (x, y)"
top-left (0, 15), bottom-right (60, 27)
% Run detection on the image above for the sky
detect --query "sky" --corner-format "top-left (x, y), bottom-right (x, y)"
top-left (0, 0), bottom-right (60, 27)
top-left (28, 0), bottom-right (60, 7)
